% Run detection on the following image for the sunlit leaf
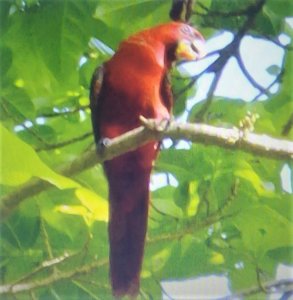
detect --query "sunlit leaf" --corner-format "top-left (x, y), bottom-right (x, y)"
top-left (75, 188), bottom-right (109, 222)
top-left (55, 204), bottom-right (88, 217)
top-left (0, 123), bottom-right (79, 189)
top-left (209, 251), bottom-right (225, 265)
top-left (187, 180), bottom-right (200, 216)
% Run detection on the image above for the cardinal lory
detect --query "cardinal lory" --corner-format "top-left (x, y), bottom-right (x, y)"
top-left (90, 22), bottom-right (205, 297)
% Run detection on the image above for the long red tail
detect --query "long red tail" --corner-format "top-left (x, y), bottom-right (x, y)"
top-left (104, 144), bottom-right (156, 297)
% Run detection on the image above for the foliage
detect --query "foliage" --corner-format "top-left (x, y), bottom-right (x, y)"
top-left (0, 0), bottom-right (292, 299)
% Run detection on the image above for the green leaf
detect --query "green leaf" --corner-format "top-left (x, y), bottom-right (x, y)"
top-left (234, 168), bottom-right (264, 195)
top-left (268, 246), bottom-right (293, 265)
top-left (171, 69), bottom-right (198, 116)
top-left (40, 192), bottom-right (88, 242)
top-left (233, 205), bottom-right (293, 258)
top-left (0, 124), bottom-right (79, 189)
top-left (266, 0), bottom-right (293, 16)
top-left (157, 146), bottom-right (214, 182)
top-left (186, 180), bottom-right (200, 216)
top-left (75, 188), bottom-right (109, 223)
top-left (1, 89), bottom-right (36, 120)
top-left (94, 0), bottom-right (170, 44)
top-left (229, 259), bottom-right (257, 292)
top-left (1, 212), bottom-right (40, 249)
top-left (266, 64), bottom-right (281, 75)
top-left (160, 237), bottom-right (216, 278)
top-left (189, 97), bottom-right (247, 126)
top-left (2, 0), bottom-right (97, 100)
top-left (152, 186), bottom-right (183, 219)
top-left (254, 6), bottom-right (283, 36)
top-left (0, 46), bottom-right (12, 78)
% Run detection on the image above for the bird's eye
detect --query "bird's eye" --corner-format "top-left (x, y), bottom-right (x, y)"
top-left (190, 42), bottom-right (199, 54)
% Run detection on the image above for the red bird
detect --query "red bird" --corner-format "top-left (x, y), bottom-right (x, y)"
top-left (90, 22), bottom-right (205, 297)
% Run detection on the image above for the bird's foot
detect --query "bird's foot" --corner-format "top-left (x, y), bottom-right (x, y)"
top-left (139, 115), bottom-right (173, 133)
top-left (96, 137), bottom-right (111, 154)
top-left (156, 116), bottom-right (173, 132)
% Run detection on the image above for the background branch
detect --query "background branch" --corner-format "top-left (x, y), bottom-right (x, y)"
top-left (0, 259), bottom-right (108, 296)
top-left (222, 279), bottom-right (293, 300)
top-left (35, 132), bottom-right (92, 152)
top-left (169, 0), bottom-right (194, 22)
top-left (38, 105), bottom-right (89, 118)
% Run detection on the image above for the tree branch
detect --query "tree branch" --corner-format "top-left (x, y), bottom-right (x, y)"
top-left (282, 112), bottom-right (293, 136)
top-left (221, 279), bottom-right (293, 300)
top-left (179, 0), bottom-right (266, 120)
top-left (169, 0), bottom-right (194, 22)
top-left (236, 50), bottom-right (268, 94)
top-left (1, 119), bottom-right (292, 221)
top-left (0, 259), bottom-right (108, 296)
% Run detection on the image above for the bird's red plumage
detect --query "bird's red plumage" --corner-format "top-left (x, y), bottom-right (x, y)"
top-left (90, 21), bottom-right (205, 297)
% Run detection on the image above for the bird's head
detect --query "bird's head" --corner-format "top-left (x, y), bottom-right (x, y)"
top-left (174, 23), bottom-right (206, 61)
top-left (120, 22), bottom-right (206, 70)
top-left (148, 22), bottom-right (206, 63)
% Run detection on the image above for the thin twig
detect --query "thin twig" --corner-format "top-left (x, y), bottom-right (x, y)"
top-left (236, 50), bottom-right (268, 94)
top-left (252, 71), bottom-right (283, 101)
top-left (263, 35), bottom-right (293, 50)
top-left (178, 1), bottom-right (266, 120)
top-left (36, 132), bottom-right (92, 152)
top-left (40, 211), bottom-right (54, 260)
top-left (282, 113), bottom-right (293, 136)
top-left (39, 105), bottom-right (89, 118)
top-left (252, 47), bottom-right (287, 101)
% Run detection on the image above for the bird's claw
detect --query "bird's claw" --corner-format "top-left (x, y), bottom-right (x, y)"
top-left (96, 137), bottom-right (111, 153)
top-left (140, 115), bottom-right (173, 132)
top-left (156, 117), bottom-right (173, 132)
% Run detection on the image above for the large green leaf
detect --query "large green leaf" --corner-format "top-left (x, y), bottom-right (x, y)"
top-left (233, 205), bottom-right (293, 258)
top-left (94, 0), bottom-right (170, 45)
top-left (0, 123), bottom-right (79, 188)
top-left (152, 186), bottom-right (183, 219)
top-left (2, 0), bottom-right (97, 102)
top-left (266, 0), bottom-right (293, 16)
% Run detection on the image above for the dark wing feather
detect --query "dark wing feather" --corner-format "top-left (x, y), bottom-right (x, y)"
top-left (160, 72), bottom-right (174, 113)
top-left (90, 65), bottom-right (104, 144)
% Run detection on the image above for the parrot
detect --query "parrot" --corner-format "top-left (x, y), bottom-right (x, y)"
top-left (89, 22), bottom-right (205, 297)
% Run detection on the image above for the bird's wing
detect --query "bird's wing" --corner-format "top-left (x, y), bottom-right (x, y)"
top-left (160, 72), bottom-right (174, 113)
top-left (90, 65), bottom-right (104, 144)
